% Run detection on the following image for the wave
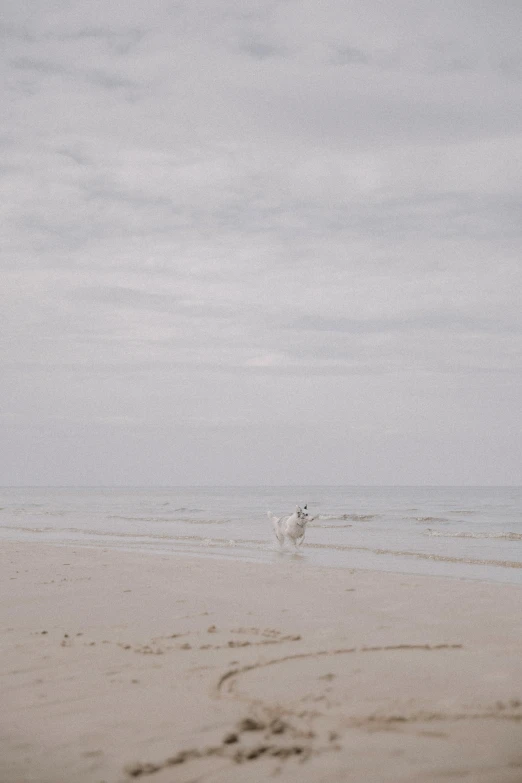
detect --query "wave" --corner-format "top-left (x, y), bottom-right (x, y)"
top-left (425, 530), bottom-right (522, 541)
top-left (6, 507), bottom-right (67, 517)
top-left (108, 515), bottom-right (175, 522)
top-left (11, 504), bottom-right (45, 511)
top-left (107, 514), bottom-right (227, 524)
top-left (172, 507), bottom-right (205, 513)
top-left (318, 513), bottom-right (378, 522)
top-left (303, 542), bottom-right (522, 570)
top-left (1, 525), bottom-right (55, 533)
top-left (413, 517), bottom-right (449, 523)
top-left (3, 525), bottom-right (521, 571)
top-left (452, 509), bottom-right (475, 515)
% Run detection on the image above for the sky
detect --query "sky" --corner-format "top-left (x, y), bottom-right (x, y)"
top-left (1, 0), bottom-right (521, 486)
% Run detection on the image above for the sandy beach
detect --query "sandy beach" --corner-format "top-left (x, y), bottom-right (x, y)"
top-left (1, 541), bottom-right (522, 783)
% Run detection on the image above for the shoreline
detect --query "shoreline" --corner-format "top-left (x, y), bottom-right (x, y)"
top-left (2, 541), bottom-right (522, 782)
top-left (2, 529), bottom-right (522, 587)
top-left (2, 485), bottom-right (522, 588)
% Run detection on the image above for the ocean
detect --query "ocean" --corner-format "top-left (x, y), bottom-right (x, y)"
top-left (1, 486), bottom-right (521, 585)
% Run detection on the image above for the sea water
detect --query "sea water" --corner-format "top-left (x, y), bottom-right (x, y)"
top-left (1, 486), bottom-right (521, 585)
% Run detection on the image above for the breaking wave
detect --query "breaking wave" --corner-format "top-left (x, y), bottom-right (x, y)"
top-left (318, 513), bottom-right (378, 522)
top-left (107, 514), bottom-right (227, 524)
top-left (413, 517), bottom-right (449, 523)
top-left (425, 530), bottom-right (522, 541)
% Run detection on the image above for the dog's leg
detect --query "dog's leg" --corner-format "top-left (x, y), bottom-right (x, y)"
top-left (290, 534), bottom-right (301, 551)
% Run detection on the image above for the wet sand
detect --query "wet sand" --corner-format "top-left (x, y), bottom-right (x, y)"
top-left (1, 541), bottom-right (522, 782)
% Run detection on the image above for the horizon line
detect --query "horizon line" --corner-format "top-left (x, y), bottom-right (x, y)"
top-left (1, 484), bottom-right (521, 490)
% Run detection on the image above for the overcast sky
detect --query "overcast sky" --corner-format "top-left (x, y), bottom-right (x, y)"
top-left (1, 0), bottom-right (521, 486)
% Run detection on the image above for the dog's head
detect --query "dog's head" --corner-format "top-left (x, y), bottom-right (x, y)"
top-left (296, 504), bottom-right (309, 522)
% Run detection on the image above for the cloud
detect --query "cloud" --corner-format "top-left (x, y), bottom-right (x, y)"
top-left (287, 312), bottom-right (522, 337)
top-left (10, 55), bottom-right (141, 91)
top-left (1, 0), bottom-right (522, 483)
top-left (331, 45), bottom-right (370, 66)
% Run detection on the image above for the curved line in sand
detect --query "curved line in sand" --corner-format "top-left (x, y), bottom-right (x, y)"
top-left (216, 643), bottom-right (463, 696)
top-left (216, 644), bottom-right (522, 725)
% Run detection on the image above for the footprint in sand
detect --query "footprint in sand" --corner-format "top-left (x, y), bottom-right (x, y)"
top-left (123, 710), bottom-right (318, 778)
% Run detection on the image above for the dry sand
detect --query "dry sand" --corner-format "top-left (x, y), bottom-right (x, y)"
top-left (1, 541), bottom-right (522, 783)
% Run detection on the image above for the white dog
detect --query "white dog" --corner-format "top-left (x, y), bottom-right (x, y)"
top-left (268, 505), bottom-right (310, 550)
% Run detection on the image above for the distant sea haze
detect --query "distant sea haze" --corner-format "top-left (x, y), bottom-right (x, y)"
top-left (1, 486), bottom-right (522, 585)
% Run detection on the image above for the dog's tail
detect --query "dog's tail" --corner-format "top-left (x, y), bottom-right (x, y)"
top-left (267, 511), bottom-right (284, 545)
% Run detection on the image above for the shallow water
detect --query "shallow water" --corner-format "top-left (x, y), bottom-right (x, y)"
top-left (1, 486), bottom-right (522, 585)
